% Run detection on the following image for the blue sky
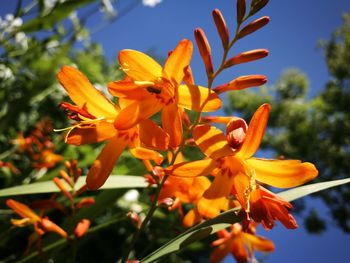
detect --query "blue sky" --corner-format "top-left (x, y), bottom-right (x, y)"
top-left (1, 0), bottom-right (350, 262)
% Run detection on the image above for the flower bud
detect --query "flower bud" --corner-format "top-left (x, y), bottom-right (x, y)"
top-left (238, 16), bottom-right (270, 39)
top-left (237, 0), bottom-right (246, 24)
top-left (226, 118), bottom-right (248, 150)
top-left (249, 0), bottom-right (269, 16)
top-left (214, 75), bottom-right (267, 94)
top-left (212, 9), bottom-right (229, 48)
top-left (224, 49), bottom-right (268, 68)
top-left (59, 170), bottom-right (74, 188)
top-left (194, 28), bottom-right (214, 76)
top-left (53, 177), bottom-right (73, 201)
top-left (74, 219), bottom-right (90, 238)
top-left (41, 217), bottom-right (68, 239)
top-left (75, 197), bottom-right (96, 209)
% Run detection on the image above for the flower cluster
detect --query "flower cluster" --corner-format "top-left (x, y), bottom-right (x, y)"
top-left (51, 0), bottom-right (318, 262)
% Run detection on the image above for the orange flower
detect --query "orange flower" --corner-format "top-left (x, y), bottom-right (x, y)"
top-left (108, 39), bottom-right (222, 147)
top-left (57, 66), bottom-right (169, 189)
top-left (166, 104), bottom-right (318, 222)
top-left (6, 199), bottom-right (67, 239)
top-left (210, 223), bottom-right (274, 263)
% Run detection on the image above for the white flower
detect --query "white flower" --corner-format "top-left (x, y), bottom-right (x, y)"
top-left (142, 0), bottom-right (162, 8)
top-left (124, 189), bottom-right (139, 202)
top-left (0, 64), bottom-right (14, 82)
top-left (15, 32), bottom-right (28, 50)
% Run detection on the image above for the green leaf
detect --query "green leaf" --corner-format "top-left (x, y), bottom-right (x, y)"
top-left (141, 178), bottom-right (350, 262)
top-left (278, 178), bottom-right (350, 202)
top-left (20, 0), bottom-right (95, 32)
top-left (141, 208), bottom-right (241, 263)
top-left (0, 175), bottom-right (147, 197)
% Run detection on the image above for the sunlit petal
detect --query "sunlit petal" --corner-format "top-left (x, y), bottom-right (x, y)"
top-left (86, 136), bottom-right (126, 190)
top-left (119, 49), bottom-right (162, 80)
top-left (129, 147), bottom-right (164, 165)
top-left (165, 159), bottom-right (216, 177)
top-left (247, 158), bottom-right (318, 188)
top-left (183, 209), bottom-right (202, 228)
top-left (57, 66), bottom-right (118, 118)
top-left (163, 39), bottom-right (193, 84)
top-left (178, 84), bottom-right (222, 112)
top-left (237, 103), bottom-right (270, 159)
top-left (193, 124), bottom-right (234, 159)
top-left (108, 77), bottom-right (152, 99)
top-left (139, 119), bottom-right (169, 150)
top-left (162, 103), bottom-right (182, 148)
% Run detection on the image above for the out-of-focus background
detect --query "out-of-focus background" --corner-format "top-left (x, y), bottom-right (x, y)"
top-left (0, 0), bottom-right (349, 262)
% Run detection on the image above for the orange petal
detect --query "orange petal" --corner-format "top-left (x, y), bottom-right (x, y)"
top-left (178, 84), bottom-right (222, 112)
top-left (86, 136), bottom-right (126, 190)
top-left (65, 121), bottom-right (117, 145)
top-left (162, 103), bottom-right (182, 148)
top-left (247, 158), bottom-right (318, 188)
top-left (232, 172), bottom-right (251, 211)
top-left (114, 99), bottom-right (162, 130)
top-left (183, 209), bottom-right (202, 228)
top-left (40, 217), bottom-right (68, 238)
top-left (203, 171), bottom-right (234, 199)
top-left (108, 77), bottom-right (151, 99)
top-left (119, 49), bottom-right (162, 81)
top-left (6, 199), bottom-right (40, 221)
top-left (242, 233), bottom-right (275, 252)
top-left (210, 239), bottom-right (235, 263)
top-left (129, 147), bottom-right (164, 165)
top-left (57, 66), bottom-right (118, 118)
top-left (163, 39), bottom-right (193, 84)
top-left (165, 159), bottom-right (216, 177)
top-left (139, 119), bottom-right (169, 150)
top-left (197, 196), bottom-right (228, 219)
top-left (193, 124), bottom-right (234, 159)
top-left (237, 103), bottom-right (270, 159)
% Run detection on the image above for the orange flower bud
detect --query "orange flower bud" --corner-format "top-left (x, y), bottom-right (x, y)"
top-left (194, 28), bottom-right (214, 76)
top-left (224, 49), bottom-right (269, 68)
top-left (238, 16), bottom-right (270, 39)
top-left (59, 170), bottom-right (74, 188)
top-left (214, 75), bottom-right (267, 94)
top-left (75, 184), bottom-right (88, 196)
top-left (75, 197), bottom-right (95, 209)
top-left (226, 118), bottom-right (248, 150)
top-left (74, 219), bottom-right (90, 238)
top-left (41, 217), bottom-right (68, 239)
top-left (249, 0), bottom-right (269, 16)
top-left (212, 9), bottom-right (229, 48)
top-left (53, 177), bottom-right (73, 201)
top-left (237, 0), bottom-right (246, 24)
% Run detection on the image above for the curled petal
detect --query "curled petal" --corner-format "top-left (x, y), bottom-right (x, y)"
top-left (237, 103), bottom-right (270, 159)
top-left (57, 66), bottom-right (118, 118)
top-left (86, 136), bottom-right (127, 190)
top-left (193, 124), bottom-right (234, 159)
top-left (163, 39), bottom-right (193, 84)
top-left (178, 84), bottom-right (222, 112)
top-left (119, 49), bottom-right (162, 80)
top-left (247, 158), bottom-right (318, 188)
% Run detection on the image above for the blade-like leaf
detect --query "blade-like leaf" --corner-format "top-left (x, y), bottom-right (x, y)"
top-left (278, 178), bottom-right (350, 202)
top-left (141, 208), bottom-right (241, 263)
top-left (141, 178), bottom-right (350, 262)
top-left (0, 175), bottom-right (147, 197)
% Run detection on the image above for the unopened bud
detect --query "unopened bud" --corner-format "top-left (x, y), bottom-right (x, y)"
top-left (237, 0), bottom-right (246, 24)
top-left (74, 219), bottom-right (90, 238)
top-left (214, 75), bottom-right (267, 94)
top-left (41, 217), bottom-right (68, 239)
top-left (53, 177), bottom-right (73, 201)
top-left (127, 211), bottom-right (142, 229)
top-left (224, 49), bottom-right (268, 68)
top-left (75, 197), bottom-right (95, 209)
top-left (212, 9), bottom-right (229, 48)
top-left (238, 16), bottom-right (270, 39)
top-left (194, 28), bottom-right (214, 76)
top-left (249, 0), bottom-right (269, 16)
top-left (59, 170), bottom-right (74, 188)
top-left (226, 118), bottom-right (248, 150)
